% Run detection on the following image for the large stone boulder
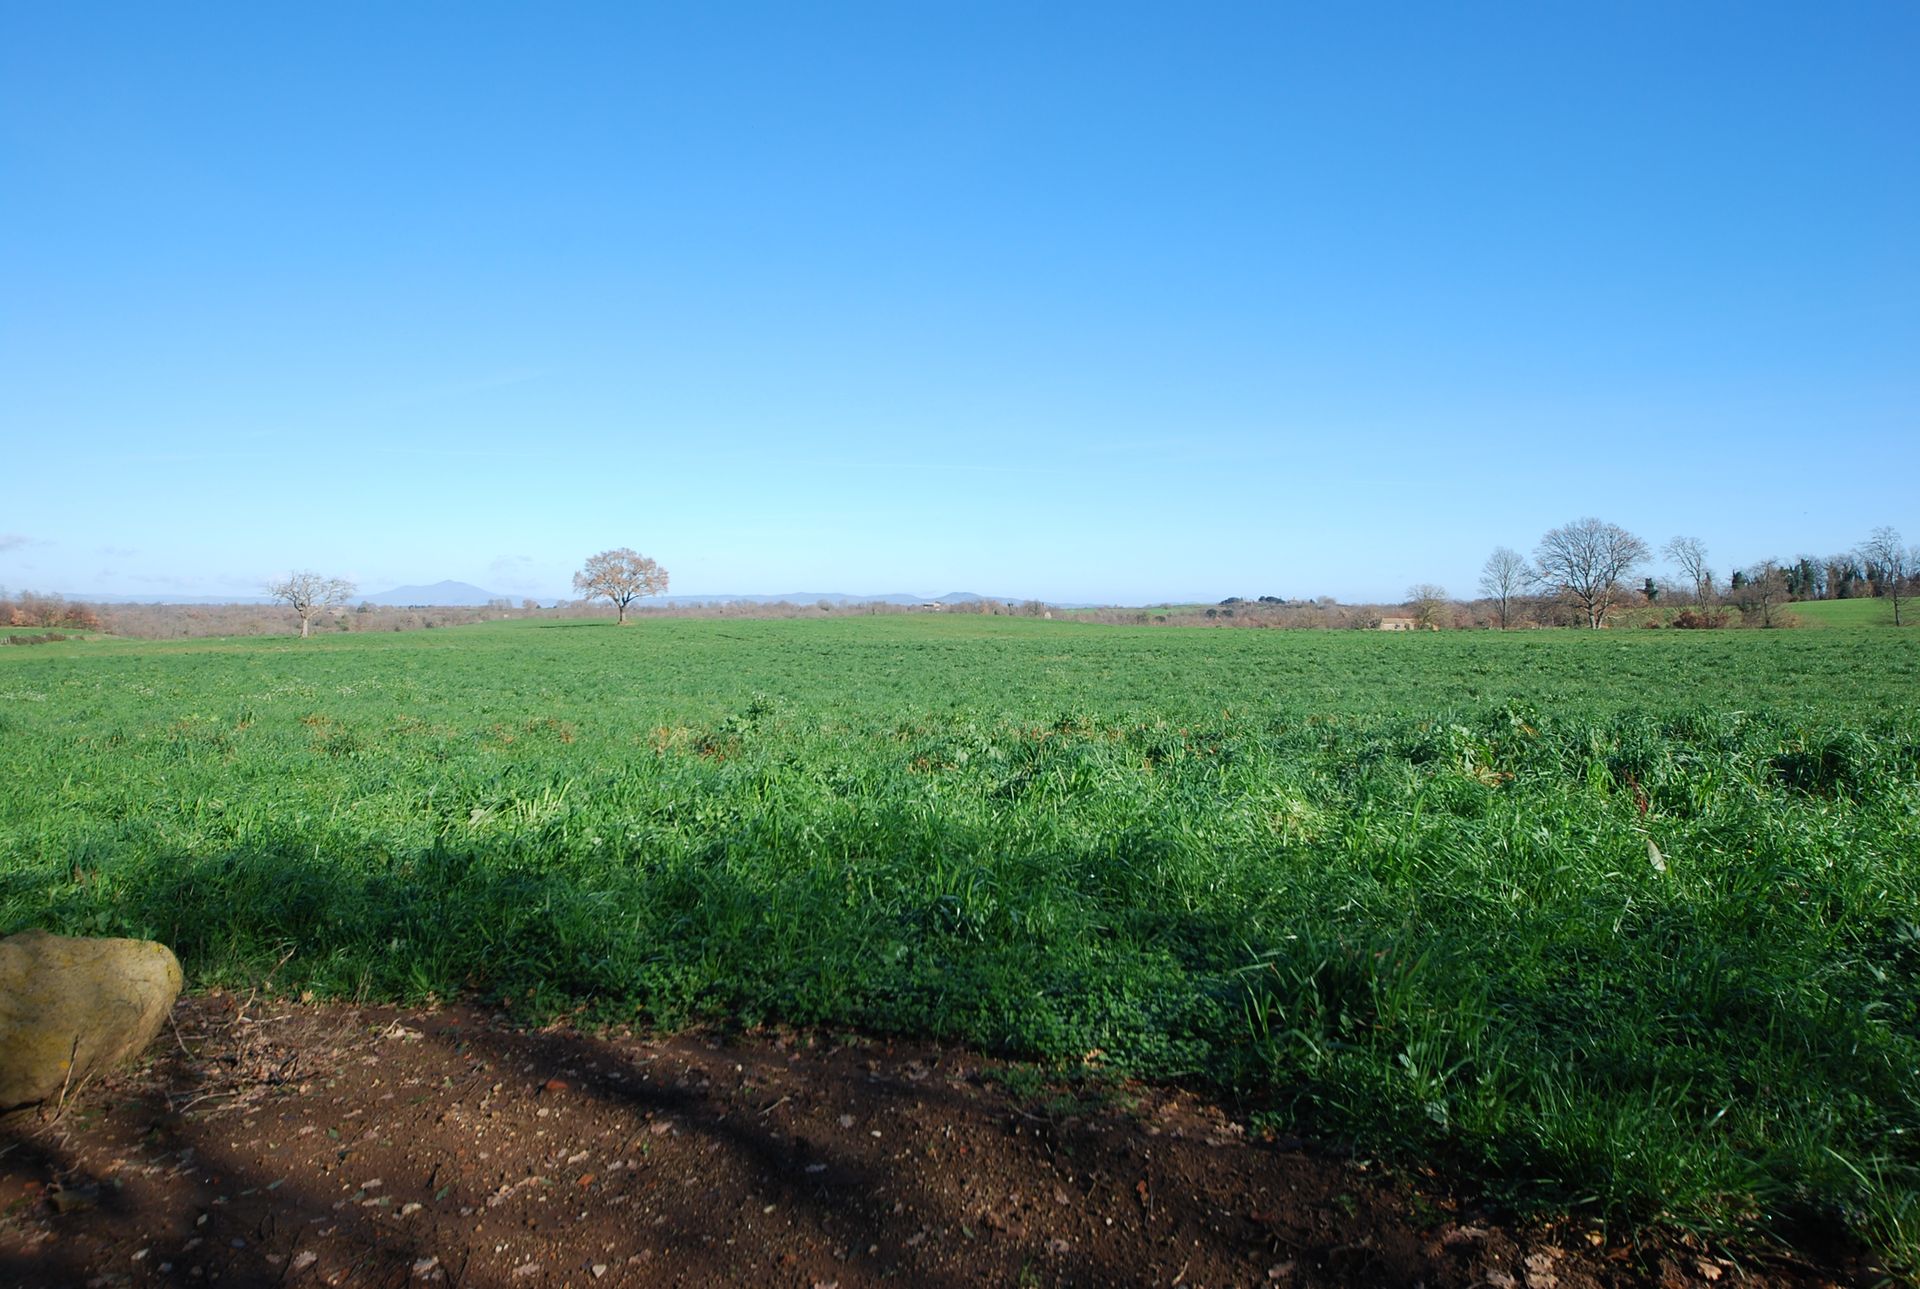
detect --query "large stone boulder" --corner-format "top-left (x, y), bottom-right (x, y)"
top-left (0, 929), bottom-right (183, 1111)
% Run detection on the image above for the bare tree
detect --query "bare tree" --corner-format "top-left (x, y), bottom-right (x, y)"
top-left (1734, 560), bottom-right (1791, 628)
top-left (1535, 518), bottom-right (1649, 629)
top-left (267, 571), bottom-right (355, 638)
top-left (573, 548), bottom-right (670, 624)
top-left (1662, 536), bottom-right (1715, 607)
top-left (1405, 583), bottom-right (1450, 630)
top-left (1859, 526), bottom-right (1916, 626)
top-left (1478, 547), bottom-right (1529, 629)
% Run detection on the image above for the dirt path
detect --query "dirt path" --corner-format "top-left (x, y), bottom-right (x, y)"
top-left (2, 994), bottom-right (1860, 1288)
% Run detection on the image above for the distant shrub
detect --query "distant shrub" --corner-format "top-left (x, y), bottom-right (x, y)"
top-left (4, 592), bottom-right (100, 631)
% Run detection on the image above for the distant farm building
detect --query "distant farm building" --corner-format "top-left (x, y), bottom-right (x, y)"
top-left (1378, 616), bottom-right (1422, 631)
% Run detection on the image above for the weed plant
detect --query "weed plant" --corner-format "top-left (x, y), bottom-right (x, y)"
top-left (2, 618), bottom-right (1916, 1266)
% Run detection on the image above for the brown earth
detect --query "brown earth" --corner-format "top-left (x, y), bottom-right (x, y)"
top-left (0, 993), bottom-right (1868, 1289)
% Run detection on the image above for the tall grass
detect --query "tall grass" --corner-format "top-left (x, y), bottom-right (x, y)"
top-left (2, 618), bottom-right (1916, 1267)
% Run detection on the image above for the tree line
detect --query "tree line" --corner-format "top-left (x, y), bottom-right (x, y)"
top-left (1473, 519), bottom-right (1917, 629)
top-left (7, 526), bottom-right (1915, 640)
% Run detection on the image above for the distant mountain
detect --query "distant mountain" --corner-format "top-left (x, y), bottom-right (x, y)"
top-left (361, 580), bottom-right (506, 606)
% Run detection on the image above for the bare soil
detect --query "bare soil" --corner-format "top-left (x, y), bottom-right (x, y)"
top-left (2, 994), bottom-right (1866, 1288)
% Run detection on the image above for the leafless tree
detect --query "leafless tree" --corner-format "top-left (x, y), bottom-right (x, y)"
top-left (573, 548), bottom-right (670, 624)
top-left (1405, 583), bottom-right (1450, 630)
top-left (1662, 536), bottom-right (1715, 607)
top-left (1535, 518), bottom-right (1649, 629)
top-left (1478, 547), bottom-right (1529, 629)
top-left (267, 571), bottom-right (355, 638)
top-left (1734, 560), bottom-right (1791, 628)
top-left (1859, 526), bottom-right (1916, 626)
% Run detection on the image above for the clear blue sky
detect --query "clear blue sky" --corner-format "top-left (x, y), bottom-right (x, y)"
top-left (3, 2), bottom-right (1915, 604)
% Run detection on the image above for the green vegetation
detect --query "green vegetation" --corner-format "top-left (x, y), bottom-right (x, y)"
top-left (3, 618), bottom-right (1917, 1265)
top-left (1781, 597), bottom-right (1902, 628)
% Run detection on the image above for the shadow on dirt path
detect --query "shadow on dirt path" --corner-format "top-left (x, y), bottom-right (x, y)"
top-left (1, 994), bottom-right (1866, 1288)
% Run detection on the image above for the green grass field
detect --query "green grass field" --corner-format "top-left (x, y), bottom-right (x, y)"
top-left (3, 618), bottom-right (1916, 1264)
top-left (1783, 597), bottom-right (1907, 628)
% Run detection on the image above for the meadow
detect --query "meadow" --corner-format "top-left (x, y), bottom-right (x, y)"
top-left (2, 617), bottom-right (1916, 1265)
top-left (1785, 597), bottom-right (1907, 628)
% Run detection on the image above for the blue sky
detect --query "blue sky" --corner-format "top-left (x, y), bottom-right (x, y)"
top-left (3, 2), bottom-right (1915, 605)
